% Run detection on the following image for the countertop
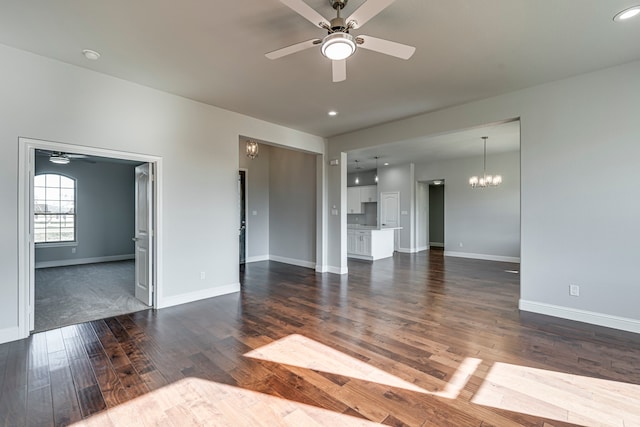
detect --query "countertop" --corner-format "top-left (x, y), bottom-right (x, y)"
top-left (347, 224), bottom-right (403, 231)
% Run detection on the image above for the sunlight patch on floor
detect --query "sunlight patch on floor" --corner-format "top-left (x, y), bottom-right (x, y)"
top-left (244, 334), bottom-right (480, 399)
top-left (471, 362), bottom-right (640, 426)
top-left (71, 377), bottom-right (382, 426)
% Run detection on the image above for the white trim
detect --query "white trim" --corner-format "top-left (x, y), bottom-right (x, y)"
top-left (18, 137), bottom-right (163, 341)
top-left (519, 300), bottom-right (640, 334)
top-left (158, 283), bottom-right (240, 309)
top-left (315, 264), bottom-right (328, 273)
top-left (269, 255), bottom-right (316, 269)
top-left (397, 247), bottom-right (420, 254)
top-left (328, 265), bottom-right (348, 275)
top-left (415, 245), bottom-right (429, 252)
top-left (347, 253), bottom-right (374, 261)
top-left (444, 251), bottom-right (520, 263)
top-left (429, 242), bottom-right (444, 248)
top-left (0, 327), bottom-right (21, 344)
top-left (246, 255), bottom-right (269, 263)
top-left (35, 254), bottom-right (135, 269)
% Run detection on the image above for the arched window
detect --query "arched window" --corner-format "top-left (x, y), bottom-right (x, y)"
top-left (34, 173), bottom-right (76, 243)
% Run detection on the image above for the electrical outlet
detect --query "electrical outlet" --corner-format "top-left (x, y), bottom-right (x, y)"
top-left (200, 272), bottom-right (206, 280)
top-left (459, 242), bottom-right (463, 248)
top-left (71, 247), bottom-right (76, 254)
top-left (569, 284), bottom-right (580, 296)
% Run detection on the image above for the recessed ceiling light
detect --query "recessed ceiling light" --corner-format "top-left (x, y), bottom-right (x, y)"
top-left (328, 111), bottom-right (338, 116)
top-left (433, 180), bottom-right (443, 185)
top-left (384, 162), bottom-right (389, 166)
top-left (82, 49), bottom-right (101, 60)
top-left (614, 5), bottom-right (640, 22)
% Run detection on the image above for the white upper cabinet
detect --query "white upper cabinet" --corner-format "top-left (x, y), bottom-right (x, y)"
top-left (347, 185), bottom-right (378, 214)
top-left (360, 186), bottom-right (377, 203)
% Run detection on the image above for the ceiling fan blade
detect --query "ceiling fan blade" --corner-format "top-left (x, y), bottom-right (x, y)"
top-left (357, 35), bottom-right (416, 59)
top-left (280, 0), bottom-right (330, 28)
top-left (66, 154), bottom-right (88, 159)
top-left (265, 39), bottom-right (321, 60)
top-left (332, 59), bottom-right (346, 83)
top-left (346, 0), bottom-right (395, 29)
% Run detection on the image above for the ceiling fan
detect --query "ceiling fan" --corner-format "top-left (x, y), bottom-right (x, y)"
top-left (266, 0), bottom-right (416, 82)
top-left (37, 150), bottom-right (91, 165)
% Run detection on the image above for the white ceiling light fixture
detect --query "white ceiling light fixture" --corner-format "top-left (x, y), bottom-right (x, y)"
top-left (321, 32), bottom-right (356, 60)
top-left (384, 162), bottom-right (389, 166)
top-left (614, 5), bottom-right (640, 22)
top-left (433, 180), bottom-right (443, 185)
top-left (246, 139), bottom-right (259, 159)
top-left (82, 49), bottom-right (101, 60)
top-left (328, 110), bottom-right (338, 116)
top-left (49, 153), bottom-right (70, 165)
top-left (469, 137), bottom-right (502, 188)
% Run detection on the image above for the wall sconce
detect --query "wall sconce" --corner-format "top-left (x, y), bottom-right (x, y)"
top-left (246, 140), bottom-right (259, 159)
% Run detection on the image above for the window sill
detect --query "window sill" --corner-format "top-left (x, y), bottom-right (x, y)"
top-left (35, 242), bottom-right (78, 248)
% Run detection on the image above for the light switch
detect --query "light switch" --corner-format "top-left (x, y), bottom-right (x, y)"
top-left (331, 209), bottom-right (339, 215)
top-left (252, 210), bottom-right (257, 216)
top-left (401, 210), bottom-right (408, 215)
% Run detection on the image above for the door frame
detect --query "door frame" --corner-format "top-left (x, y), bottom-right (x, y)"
top-left (18, 137), bottom-right (163, 338)
top-left (379, 191), bottom-right (401, 250)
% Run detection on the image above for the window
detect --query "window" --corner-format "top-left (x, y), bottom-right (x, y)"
top-left (34, 174), bottom-right (76, 243)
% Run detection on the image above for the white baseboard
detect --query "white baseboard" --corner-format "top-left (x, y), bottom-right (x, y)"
top-left (315, 265), bottom-right (328, 273)
top-left (328, 265), bottom-right (348, 275)
top-left (158, 283), bottom-right (240, 309)
top-left (246, 255), bottom-right (269, 263)
top-left (429, 242), bottom-right (444, 248)
top-left (269, 255), bottom-right (315, 269)
top-left (519, 300), bottom-right (640, 334)
top-left (35, 254), bottom-right (135, 269)
top-left (444, 251), bottom-right (520, 263)
top-left (347, 253), bottom-right (374, 261)
top-left (397, 247), bottom-right (420, 254)
top-left (0, 326), bottom-right (22, 345)
top-left (416, 245), bottom-right (429, 252)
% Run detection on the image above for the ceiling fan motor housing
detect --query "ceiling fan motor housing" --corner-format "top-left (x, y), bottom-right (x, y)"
top-left (329, 0), bottom-right (348, 10)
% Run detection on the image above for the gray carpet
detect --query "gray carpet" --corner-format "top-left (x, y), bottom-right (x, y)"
top-left (35, 260), bottom-right (149, 332)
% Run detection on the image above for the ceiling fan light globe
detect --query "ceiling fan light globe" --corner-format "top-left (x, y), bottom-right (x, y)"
top-left (321, 32), bottom-right (356, 60)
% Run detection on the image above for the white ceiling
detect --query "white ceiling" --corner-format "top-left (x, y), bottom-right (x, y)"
top-left (0, 0), bottom-right (639, 140)
top-left (346, 119), bottom-right (520, 172)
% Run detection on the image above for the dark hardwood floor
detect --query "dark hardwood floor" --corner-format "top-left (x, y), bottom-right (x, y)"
top-left (1, 251), bottom-right (639, 426)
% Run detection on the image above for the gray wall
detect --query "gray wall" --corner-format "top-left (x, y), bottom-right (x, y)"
top-left (347, 170), bottom-right (376, 187)
top-left (377, 163), bottom-right (415, 251)
top-left (428, 185), bottom-right (444, 245)
top-left (35, 158), bottom-right (137, 266)
top-left (239, 143), bottom-right (270, 260)
top-left (269, 146), bottom-right (317, 264)
top-left (239, 141), bottom-right (317, 265)
top-left (328, 59), bottom-right (640, 331)
top-left (415, 151), bottom-right (521, 259)
top-left (0, 44), bottom-right (325, 342)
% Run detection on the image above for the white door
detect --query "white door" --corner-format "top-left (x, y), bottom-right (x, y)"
top-left (380, 192), bottom-right (400, 228)
top-left (134, 163), bottom-right (153, 306)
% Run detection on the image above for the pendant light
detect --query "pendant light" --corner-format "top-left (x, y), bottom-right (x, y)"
top-left (354, 160), bottom-right (360, 185)
top-left (246, 140), bottom-right (259, 159)
top-left (469, 137), bottom-right (502, 188)
top-left (374, 156), bottom-right (379, 183)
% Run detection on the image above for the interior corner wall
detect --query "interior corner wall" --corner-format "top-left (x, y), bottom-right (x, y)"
top-left (34, 159), bottom-right (137, 267)
top-left (239, 143), bottom-right (270, 261)
top-left (328, 59), bottom-right (640, 331)
top-left (416, 151), bottom-right (520, 259)
top-left (269, 146), bottom-right (317, 266)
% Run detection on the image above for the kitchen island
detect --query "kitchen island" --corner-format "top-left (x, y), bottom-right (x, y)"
top-left (347, 225), bottom-right (402, 261)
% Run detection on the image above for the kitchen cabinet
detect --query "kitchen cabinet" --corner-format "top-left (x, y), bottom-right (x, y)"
top-left (347, 227), bottom-right (397, 260)
top-left (347, 187), bottom-right (362, 214)
top-left (347, 185), bottom-right (377, 214)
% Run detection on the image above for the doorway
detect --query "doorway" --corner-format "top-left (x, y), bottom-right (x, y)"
top-left (428, 182), bottom-right (445, 249)
top-left (239, 169), bottom-right (247, 269)
top-left (18, 138), bottom-right (162, 338)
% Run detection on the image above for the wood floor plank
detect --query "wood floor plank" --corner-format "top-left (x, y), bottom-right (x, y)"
top-left (2, 252), bottom-right (640, 426)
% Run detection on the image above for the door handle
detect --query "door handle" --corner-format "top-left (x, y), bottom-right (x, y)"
top-left (132, 237), bottom-right (139, 242)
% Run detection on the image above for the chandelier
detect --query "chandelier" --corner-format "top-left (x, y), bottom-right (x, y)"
top-left (469, 137), bottom-right (502, 188)
top-left (246, 140), bottom-right (259, 159)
